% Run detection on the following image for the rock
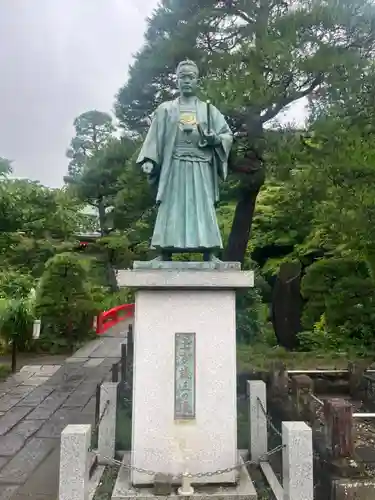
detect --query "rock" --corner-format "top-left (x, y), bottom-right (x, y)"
top-left (153, 473), bottom-right (173, 496)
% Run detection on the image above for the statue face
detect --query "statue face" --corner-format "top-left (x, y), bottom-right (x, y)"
top-left (177, 66), bottom-right (198, 96)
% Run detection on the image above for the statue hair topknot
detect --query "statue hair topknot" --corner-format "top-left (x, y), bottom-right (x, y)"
top-left (176, 59), bottom-right (199, 76)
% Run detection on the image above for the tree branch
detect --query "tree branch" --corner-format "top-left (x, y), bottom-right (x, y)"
top-left (261, 73), bottom-right (324, 123)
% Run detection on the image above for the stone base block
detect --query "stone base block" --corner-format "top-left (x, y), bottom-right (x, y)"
top-left (131, 287), bottom-right (238, 484)
top-left (111, 452), bottom-right (257, 500)
top-left (133, 260), bottom-right (241, 271)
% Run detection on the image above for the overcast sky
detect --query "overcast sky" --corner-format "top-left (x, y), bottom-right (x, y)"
top-left (0, 0), bottom-right (306, 188)
top-left (0, 0), bottom-right (158, 186)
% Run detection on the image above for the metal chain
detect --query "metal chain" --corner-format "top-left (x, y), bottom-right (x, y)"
top-left (98, 443), bottom-right (285, 479)
top-left (90, 399), bottom-right (110, 446)
top-left (256, 397), bottom-right (282, 438)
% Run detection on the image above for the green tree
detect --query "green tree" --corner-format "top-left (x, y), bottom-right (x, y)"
top-left (35, 253), bottom-right (96, 352)
top-left (0, 177), bottom-right (89, 286)
top-left (115, 0), bottom-right (375, 263)
top-left (66, 110), bottom-right (115, 177)
top-left (65, 137), bottom-right (140, 290)
top-left (0, 157), bottom-right (12, 177)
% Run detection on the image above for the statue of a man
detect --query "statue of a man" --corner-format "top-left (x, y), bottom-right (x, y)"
top-left (137, 59), bottom-right (233, 261)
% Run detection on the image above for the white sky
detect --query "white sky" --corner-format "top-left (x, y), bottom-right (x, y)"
top-left (0, 0), bottom-right (307, 187)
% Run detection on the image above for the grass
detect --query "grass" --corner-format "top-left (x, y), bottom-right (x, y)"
top-left (92, 465), bottom-right (119, 500)
top-left (237, 343), bottom-right (375, 371)
top-left (0, 364), bottom-right (11, 381)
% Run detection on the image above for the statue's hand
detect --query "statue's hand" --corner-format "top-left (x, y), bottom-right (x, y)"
top-left (142, 161), bottom-right (155, 174)
top-left (197, 124), bottom-right (221, 147)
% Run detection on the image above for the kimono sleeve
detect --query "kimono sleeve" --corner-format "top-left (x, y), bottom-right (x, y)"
top-left (136, 105), bottom-right (166, 167)
top-left (212, 106), bottom-right (233, 180)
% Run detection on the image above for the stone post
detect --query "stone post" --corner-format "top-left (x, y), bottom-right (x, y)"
top-left (269, 362), bottom-right (288, 401)
top-left (348, 362), bottom-right (366, 398)
top-left (59, 424), bottom-right (91, 500)
top-left (291, 375), bottom-right (315, 424)
top-left (98, 382), bottom-right (118, 464)
top-left (282, 421), bottom-right (313, 500)
top-left (248, 380), bottom-right (268, 461)
top-left (323, 399), bottom-right (354, 459)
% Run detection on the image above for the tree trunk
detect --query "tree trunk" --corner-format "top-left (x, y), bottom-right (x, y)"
top-left (223, 114), bottom-right (266, 264)
top-left (223, 188), bottom-right (260, 263)
top-left (271, 262), bottom-right (303, 349)
top-left (98, 198), bottom-right (118, 293)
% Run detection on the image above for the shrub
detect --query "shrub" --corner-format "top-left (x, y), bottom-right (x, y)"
top-left (301, 257), bottom-right (375, 347)
top-left (35, 252), bottom-right (96, 352)
top-left (236, 287), bottom-right (266, 344)
top-left (301, 257), bottom-right (369, 329)
top-left (0, 298), bottom-right (34, 351)
top-left (0, 271), bottom-right (35, 300)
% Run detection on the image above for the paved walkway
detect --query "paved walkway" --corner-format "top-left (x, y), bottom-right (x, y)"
top-left (0, 319), bottom-right (131, 500)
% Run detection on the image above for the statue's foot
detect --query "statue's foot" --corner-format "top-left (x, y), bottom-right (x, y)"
top-left (203, 251), bottom-right (211, 262)
top-left (161, 251), bottom-right (172, 261)
top-left (210, 255), bottom-right (222, 263)
top-left (150, 256), bottom-right (162, 262)
top-left (203, 251), bottom-right (223, 263)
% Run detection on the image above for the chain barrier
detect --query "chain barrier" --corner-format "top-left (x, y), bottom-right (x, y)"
top-left (90, 398), bottom-right (110, 450)
top-left (256, 397), bottom-right (282, 438)
top-left (98, 443), bottom-right (285, 479)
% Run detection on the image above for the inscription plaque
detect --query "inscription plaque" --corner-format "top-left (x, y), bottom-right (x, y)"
top-left (174, 332), bottom-right (196, 419)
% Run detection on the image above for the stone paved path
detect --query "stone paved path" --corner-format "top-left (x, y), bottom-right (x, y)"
top-left (0, 319), bottom-right (131, 500)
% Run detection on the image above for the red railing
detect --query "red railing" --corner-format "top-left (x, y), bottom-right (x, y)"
top-left (95, 303), bottom-right (135, 335)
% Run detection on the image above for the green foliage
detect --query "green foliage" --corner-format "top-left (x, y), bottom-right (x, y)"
top-left (116, 0), bottom-right (375, 133)
top-left (100, 289), bottom-right (134, 311)
top-left (326, 276), bottom-right (375, 345)
top-left (35, 253), bottom-right (96, 352)
top-left (301, 257), bottom-right (369, 328)
top-left (236, 287), bottom-right (268, 344)
top-left (66, 110), bottom-right (115, 177)
top-left (297, 315), bottom-right (345, 352)
top-left (0, 298), bottom-right (34, 350)
top-left (0, 157), bottom-right (12, 177)
top-left (300, 257), bottom-right (375, 347)
top-left (0, 271), bottom-right (35, 300)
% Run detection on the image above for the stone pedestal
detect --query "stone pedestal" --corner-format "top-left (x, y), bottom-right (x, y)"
top-left (117, 264), bottom-right (253, 486)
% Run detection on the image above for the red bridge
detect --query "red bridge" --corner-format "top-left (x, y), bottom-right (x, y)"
top-left (95, 303), bottom-right (135, 335)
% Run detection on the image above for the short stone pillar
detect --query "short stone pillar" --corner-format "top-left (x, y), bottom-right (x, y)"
top-left (282, 421), bottom-right (313, 500)
top-left (59, 424), bottom-right (91, 500)
top-left (248, 380), bottom-right (267, 461)
top-left (323, 398), bottom-right (354, 459)
top-left (291, 375), bottom-right (314, 424)
top-left (348, 361), bottom-right (366, 398)
top-left (98, 382), bottom-right (118, 464)
top-left (269, 362), bottom-right (288, 400)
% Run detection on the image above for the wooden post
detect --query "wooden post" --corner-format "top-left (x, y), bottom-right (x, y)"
top-left (323, 398), bottom-right (354, 459)
top-left (111, 363), bottom-right (119, 383)
top-left (120, 343), bottom-right (127, 384)
top-left (127, 325), bottom-right (134, 387)
top-left (95, 384), bottom-right (101, 424)
top-left (11, 339), bottom-right (17, 373)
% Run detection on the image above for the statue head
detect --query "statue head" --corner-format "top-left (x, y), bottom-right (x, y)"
top-left (176, 59), bottom-right (199, 97)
